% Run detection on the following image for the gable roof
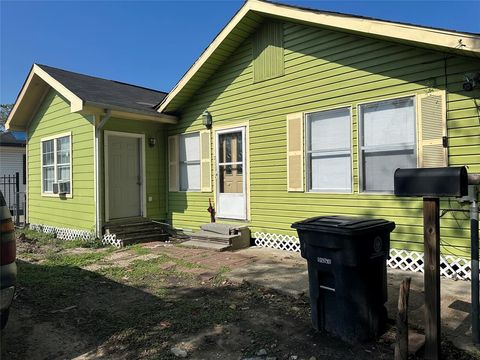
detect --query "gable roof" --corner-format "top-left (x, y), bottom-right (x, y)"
top-left (157, 0), bottom-right (480, 114)
top-left (6, 64), bottom-right (176, 131)
top-left (37, 64), bottom-right (167, 114)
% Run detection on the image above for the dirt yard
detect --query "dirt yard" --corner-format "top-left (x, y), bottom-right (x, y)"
top-left (1, 230), bottom-right (477, 360)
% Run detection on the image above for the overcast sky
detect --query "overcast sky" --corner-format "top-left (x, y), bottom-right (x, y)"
top-left (1, 0), bottom-right (479, 104)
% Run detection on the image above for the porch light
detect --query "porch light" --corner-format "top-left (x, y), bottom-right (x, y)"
top-left (148, 137), bottom-right (156, 147)
top-left (202, 110), bottom-right (212, 129)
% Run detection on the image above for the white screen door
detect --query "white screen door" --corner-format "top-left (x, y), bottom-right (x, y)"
top-left (107, 135), bottom-right (142, 219)
top-left (216, 127), bottom-right (246, 220)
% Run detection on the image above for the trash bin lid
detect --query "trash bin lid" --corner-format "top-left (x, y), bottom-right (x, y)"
top-left (291, 215), bottom-right (395, 236)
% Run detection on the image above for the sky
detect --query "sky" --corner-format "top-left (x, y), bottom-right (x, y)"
top-left (1, 0), bottom-right (479, 104)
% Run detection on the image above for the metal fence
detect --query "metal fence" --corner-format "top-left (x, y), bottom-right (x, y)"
top-left (1, 172), bottom-right (26, 226)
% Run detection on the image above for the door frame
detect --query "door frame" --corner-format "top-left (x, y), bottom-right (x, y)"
top-left (214, 125), bottom-right (248, 220)
top-left (104, 130), bottom-right (146, 222)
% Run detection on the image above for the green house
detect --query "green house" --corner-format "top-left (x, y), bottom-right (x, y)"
top-left (6, 0), bottom-right (480, 279)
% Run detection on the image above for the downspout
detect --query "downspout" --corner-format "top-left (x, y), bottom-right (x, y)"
top-left (94, 109), bottom-right (111, 238)
top-left (469, 173), bottom-right (480, 344)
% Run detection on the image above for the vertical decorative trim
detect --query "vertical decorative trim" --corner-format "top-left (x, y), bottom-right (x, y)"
top-left (253, 21), bottom-right (284, 83)
top-left (168, 135), bottom-right (180, 192)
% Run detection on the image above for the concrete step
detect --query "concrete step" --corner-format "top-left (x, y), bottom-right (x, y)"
top-left (189, 230), bottom-right (238, 245)
top-left (180, 240), bottom-right (231, 252)
top-left (200, 223), bottom-right (241, 235)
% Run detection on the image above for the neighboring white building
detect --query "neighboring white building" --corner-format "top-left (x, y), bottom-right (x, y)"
top-left (0, 131), bottom-right (26, 211)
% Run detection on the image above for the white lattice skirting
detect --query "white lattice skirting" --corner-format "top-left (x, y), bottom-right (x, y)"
top-left (101, 233), bottom-right (122, 248)
top-left (30, 224), bottom-right (95, 241)
top-left (253, 231), bottom-right (472, 281)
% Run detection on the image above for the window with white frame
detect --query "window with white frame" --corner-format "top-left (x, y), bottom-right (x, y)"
top-left (359, 97), bottom-right (416, 193)
top-left (41, 134), bottom-right (71, 194)
top-left (306, 107), bottom-right (352, 192)
top-left (179, 132), bottom-right (200, 191)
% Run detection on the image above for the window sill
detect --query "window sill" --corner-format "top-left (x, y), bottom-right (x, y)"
top-left (41, 192), bottom-right (73, 199)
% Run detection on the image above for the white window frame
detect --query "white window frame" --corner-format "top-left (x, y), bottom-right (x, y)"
top-left (358, 96), bottom-right (417, 194)
top-left (305, 106), bottom-right (353, 193)
top-left (40, 132), bottom-right (72, 197)
top-left (179, 132), bottom-right (201, 192)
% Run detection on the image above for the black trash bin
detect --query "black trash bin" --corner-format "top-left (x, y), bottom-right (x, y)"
top-left (291, 216), bottom-right (395, 343)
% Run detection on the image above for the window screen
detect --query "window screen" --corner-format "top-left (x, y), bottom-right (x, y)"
top-left (306, 107), bottom-right (352, 192)
top-left (359, 97), bottom-right (416, 192)
top-left (179, 133), bottom-right (200, 191)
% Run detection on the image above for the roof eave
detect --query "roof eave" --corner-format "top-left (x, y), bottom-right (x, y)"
top-left (84, 101), bottom-right (178, 124)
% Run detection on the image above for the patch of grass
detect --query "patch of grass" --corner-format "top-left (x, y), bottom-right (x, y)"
top-left (127, 244), bottom-right (151, 255)
top-left (16, 228), bottom-right (56, 245)
top-left (16, 228), bottom-right (105, 249)
top-left (45, 251), bottom-right (111, 267)
top-left (99, 255), bottom-right (195, 284)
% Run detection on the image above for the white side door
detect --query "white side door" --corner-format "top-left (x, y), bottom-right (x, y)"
top-left (216, 127), bottom-right (246, 220)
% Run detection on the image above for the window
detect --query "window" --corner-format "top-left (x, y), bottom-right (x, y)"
top-left (306, 107), bottom-right (352, 192)
top-left (179, 133), bottom-right (200, 191)
top-left (359, 97), bottom-right (416, 193)
top-left (41, 134), bottom-right (71, 194)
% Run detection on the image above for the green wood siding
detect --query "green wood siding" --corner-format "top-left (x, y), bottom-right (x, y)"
top-left (169, 21), bottom-right (480, 257)
top-left (102, 119), bottom-right (167, 220)
top-left (27, 90), bottom-right (95, 231)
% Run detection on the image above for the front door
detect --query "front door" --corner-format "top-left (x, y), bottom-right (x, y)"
top-left (216, 127), bottom-right (246, 220)
top-left (107, 134), bottom-right (142, 219)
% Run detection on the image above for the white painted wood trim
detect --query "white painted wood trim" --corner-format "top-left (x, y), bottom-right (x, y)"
top-left (304, 105), bottom-right (354, 194)
top-left (40, 131), bottom-right (73, 198)
top-left (214, 125), bottom-right (248, 220)
top-left (104, 130), bottom-right (147, 222)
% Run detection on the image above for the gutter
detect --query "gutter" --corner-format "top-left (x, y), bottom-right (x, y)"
top-left (94, 110), bottom-right (111, 238)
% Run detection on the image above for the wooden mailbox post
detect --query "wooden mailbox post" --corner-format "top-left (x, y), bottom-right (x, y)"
top-left (394, 167), bottom-right (468, 360)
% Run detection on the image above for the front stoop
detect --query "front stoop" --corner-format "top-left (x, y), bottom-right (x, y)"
top-left (103, 217), bottom-right (169, 247)
top-left (181, 223), bottom-right (250, 252)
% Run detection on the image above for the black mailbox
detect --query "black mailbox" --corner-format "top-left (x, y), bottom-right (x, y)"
top-left (394, 167), bottom-right (468, 197)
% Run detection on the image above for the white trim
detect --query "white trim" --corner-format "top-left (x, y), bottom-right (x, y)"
top-left (6, 64), bottom-right (84, 130)
top-left (103, 130), bottom-right (146, 222)
top-left (40, 131), bottom-right (73, 198)
top-left (304, 105), bottom-right (353, 194)
top-left (215, 126), bottom-right (248, 220)
top-left (178, 132), bottom-right (201, 192)
top-left (158, 0), bottom-right (480, 113)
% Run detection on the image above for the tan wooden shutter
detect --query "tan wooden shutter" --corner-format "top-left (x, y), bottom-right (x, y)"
top-left (200, 130), bottom-right (212, 192)
top-left (168, 135), bottom-right (179, 192)
top-left (417, 90), bottom-right (448, 167)
top-left (287, 112), bottom-right (304, 192)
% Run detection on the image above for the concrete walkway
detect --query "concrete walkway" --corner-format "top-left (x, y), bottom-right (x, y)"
top-left (144, 243), bottom-right (476, 354)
